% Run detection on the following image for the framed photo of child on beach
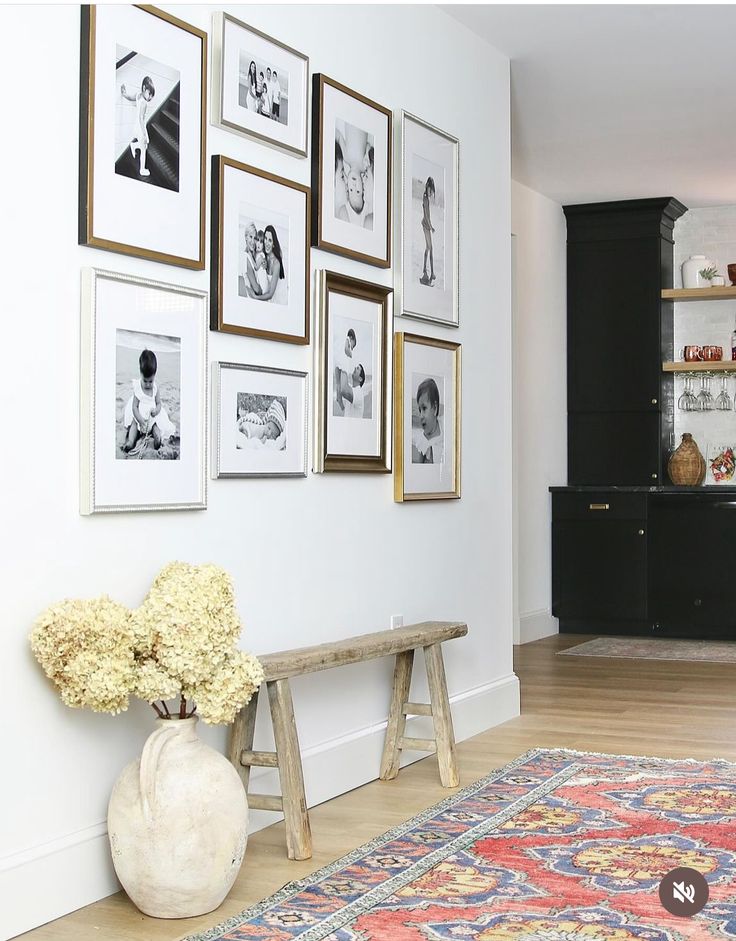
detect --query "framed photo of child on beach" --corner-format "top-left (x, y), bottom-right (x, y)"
top-left (314, 271), bottom-right (393, 473)
top-left (211, 155), bottom-right (311, 344)
top-left (394, 333), bottom-right (461, 502)
top-left (212, 12), bottom-right (309, 157)
top-left (311, 74), bottom-right (392, 268)
top-left (80, 268), bottom-right (207, 514)
top-left (399, 112), bottom-right (459, 327)
top-left (79, 5), bottom-right (207, 269)
top-left (211, 362), bottom-right (308, 479)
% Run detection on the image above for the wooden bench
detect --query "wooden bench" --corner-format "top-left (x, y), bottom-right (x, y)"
top-left (227, 620), bottom-right (468, 860)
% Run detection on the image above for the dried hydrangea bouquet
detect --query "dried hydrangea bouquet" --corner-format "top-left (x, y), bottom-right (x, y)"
top-left (31, 562), bottom-right (264, 919)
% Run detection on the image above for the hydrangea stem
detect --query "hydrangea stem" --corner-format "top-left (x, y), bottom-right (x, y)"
top-left (179, 695), bottom-right (187, 719)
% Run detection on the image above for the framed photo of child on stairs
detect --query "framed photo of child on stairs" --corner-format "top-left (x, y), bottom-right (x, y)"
top-left (79, 6), bottom-right (207, 269)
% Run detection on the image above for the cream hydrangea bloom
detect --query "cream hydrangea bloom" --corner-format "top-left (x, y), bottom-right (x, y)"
top-left (184, 649), bottom-right (265, 725)
top-left (132, 659), bottom-right (181, 703)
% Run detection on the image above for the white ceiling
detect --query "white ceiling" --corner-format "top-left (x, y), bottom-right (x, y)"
top-left (442, 4), bottom-right (736, 208)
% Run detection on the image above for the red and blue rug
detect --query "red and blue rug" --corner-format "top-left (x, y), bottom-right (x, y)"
top-left (187, 749), bottom-right (736, 940)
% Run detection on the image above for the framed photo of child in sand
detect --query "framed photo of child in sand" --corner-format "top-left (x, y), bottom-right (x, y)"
top-left (311, 74), bottom-right (392, 268)
top-left (80, 268), bottom-right (207, 514)
top-left (314, 271), bottom-right (393, 473)
top-left (79, 5), bottom-right (207, 269)
top-left (399, 112), bottom-right (459, 327)
top-left (211, 362), bottom-right (308, 479)
top-left (394, 333), bottom-right (461, 502)
top-left (211, 156), bottom-right (311, 344)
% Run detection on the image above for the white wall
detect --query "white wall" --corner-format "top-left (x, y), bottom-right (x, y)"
top-left (511, 181), bottom-right (567, 643)
top-left (0, 5), bottom-right (515, 938)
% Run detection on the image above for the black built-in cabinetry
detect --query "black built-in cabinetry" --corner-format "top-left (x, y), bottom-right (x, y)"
top-left (553, 198), bottom-right (736, 638)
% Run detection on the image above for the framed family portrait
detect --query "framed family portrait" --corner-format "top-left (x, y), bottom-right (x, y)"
top-left (80, 268), bottom-right (207, 514)
top-left (211, 363), bottom-right (308, 479)
top-left (400, 112), bottom-right (459, 327)
top-left (311, 74), bottom-right (392, 268)
top-left (394, 333), bottom-right (461, 502)
top-left (211, 155), bottom-right (310, 344)
top-left (314, 271), bottom-right (392, 473)
top-left (212, 12), bottom-right (309, 157)
top-left (79, 6), bottom-right (207, 269)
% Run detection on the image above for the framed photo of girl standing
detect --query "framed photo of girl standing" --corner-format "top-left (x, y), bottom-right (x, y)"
top-left (399, 112), bottom-right (459, 327)
top-left (311, 74), bottom-right (392, 268)
top-left (79, 6), bottom-right (207, 269)
top-left (394, 333), bottom-right (461, 502)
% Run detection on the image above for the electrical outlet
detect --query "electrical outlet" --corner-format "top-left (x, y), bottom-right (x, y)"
top-left (390, 614), bottom-right (404, 630)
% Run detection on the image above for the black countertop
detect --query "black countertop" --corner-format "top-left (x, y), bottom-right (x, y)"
top-left (550, 485), bottom-right (736, 494)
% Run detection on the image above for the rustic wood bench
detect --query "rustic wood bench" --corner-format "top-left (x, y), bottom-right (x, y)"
top-left (227, 620), bottom-right (468, 860)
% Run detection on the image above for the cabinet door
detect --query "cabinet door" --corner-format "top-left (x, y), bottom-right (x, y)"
top-left (649, 495), bottom-right (736, 635)
top-left (568, 412), bottom-right (661, 486)
top-left (568, 237), bottom-right (661, 413)
top-left (552, 519), bottom-right (647, 621)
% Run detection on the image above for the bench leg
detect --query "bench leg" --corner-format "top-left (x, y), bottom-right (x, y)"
top-left (424, 643), bottom-right (459, 788)
top-left (268, 678), bottom-right (312, 860)
top-left (228, 687), bottom-right (259, 792)
top-left (380, 649), bottom-right (415, 781)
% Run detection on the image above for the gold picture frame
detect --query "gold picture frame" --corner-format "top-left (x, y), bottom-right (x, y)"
top-left (79, 5), bottom-right (207, 269)
top-left (314, 271), bottom-right (393, 473)
top-left (394, 332), bottom-right (461, 502)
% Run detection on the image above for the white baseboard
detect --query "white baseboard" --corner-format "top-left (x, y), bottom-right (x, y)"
top-left (1, 674), bottom-right (519, 940)
top-left (519, 608), bottom-right (558, 644)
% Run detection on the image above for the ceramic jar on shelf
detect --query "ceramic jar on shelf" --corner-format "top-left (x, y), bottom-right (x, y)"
top-left (681, 254), bottom-right (715, 289)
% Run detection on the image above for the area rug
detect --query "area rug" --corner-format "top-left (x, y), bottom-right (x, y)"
top-left (558, 637), bottom-right (736, 663)
top-left (185, 748), bottom-right (736, 941)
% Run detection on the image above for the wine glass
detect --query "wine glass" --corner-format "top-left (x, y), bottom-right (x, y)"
top-left (716, 375), bottom-right (733, 411)
top-left (678, 375), bottom-right (696, 411)
top-left (697, 374), bottom-right (714, 411)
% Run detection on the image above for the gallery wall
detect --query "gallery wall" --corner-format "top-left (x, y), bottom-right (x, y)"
top-left (0, 4), bottom-right (514, 937)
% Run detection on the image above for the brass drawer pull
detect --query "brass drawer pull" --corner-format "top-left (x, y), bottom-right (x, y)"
top-left (589, 503), bottom-right (610, 511)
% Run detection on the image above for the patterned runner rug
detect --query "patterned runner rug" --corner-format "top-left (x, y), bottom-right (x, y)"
top-left (559, 637), bottom-right (736, 663)
top-left (185, 748), bottom-right (736, 941)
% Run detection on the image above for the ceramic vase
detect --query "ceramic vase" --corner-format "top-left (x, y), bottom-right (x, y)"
top-left (107, 716), bottom-right (248, 918)
top-left (668, 433), bottom-right (706, 486)
top-left (681, 254), bottom-right (715, 289)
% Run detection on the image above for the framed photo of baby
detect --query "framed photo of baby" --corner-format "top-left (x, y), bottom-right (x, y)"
top-left (314, 271), bottom-right (393, 473)
top-left (79, 6), bottom-right (207, 269)
top-left (394, 333), bottom-right (461, 502)
top-left (211, 363), bottom-right (308, 479)
top-left (399, 112), bottom-right (459, 327)
top-left (80, 269), bottom-right (208, 514)
top-left (212, 13), bottom-right (309, 157)
top-left (311, 74), bottom-right (392, 268)
top-left (211, 156), bottom-right (310, 344)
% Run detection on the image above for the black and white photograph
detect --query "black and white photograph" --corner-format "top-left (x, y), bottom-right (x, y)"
top-left (211, 156), bottom-right (310, 344)
top-left (212, 362), bottom-right (307, 478)
top-left (334, 119), bottom-right (374, 231)
top-left (332, 316), bottom-right (374, 420)
top-left (115, 329), bottom-right (180, 460)
top-left (394, 332), bottom-right (461, 502)
top-left (400, 112), bottom-right (459, 326)
top-left (80, 6), bottom-right (206, 268)
top-left (237, 207), bottom-right (289, 306)
top-left (115, 46), bottom-right (180, 192)
top-left (315, 271), bottom-right (392, 473)
top-left (213, 13), bottom-right (308, 156)
top-left (312, 74), bottom-right (392, 267)
top-left (81, 269), bottom-right (207, 514)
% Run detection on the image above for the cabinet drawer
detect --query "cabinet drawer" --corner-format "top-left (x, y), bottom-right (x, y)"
top-left (553, 491), bottom-right (648, 521)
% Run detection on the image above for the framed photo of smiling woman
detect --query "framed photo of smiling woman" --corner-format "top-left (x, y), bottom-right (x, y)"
top-left (394, 332), bottom-right (461, 502)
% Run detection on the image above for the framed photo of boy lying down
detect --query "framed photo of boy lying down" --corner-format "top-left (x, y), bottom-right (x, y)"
top-left (79, 6), bottom-right (207, 269)
top-left (314, 271), bottom-right (393, 473)
top-left (80, 268), bottom-right (208, 514)
top-left (211, 155), bottom-right (311, 344)
top-left (211, 362), bottom-right (308, 479)
top-left (311, 74), bottom-right (392, 268)
top-left (394, 333), bottom-right (461, 502)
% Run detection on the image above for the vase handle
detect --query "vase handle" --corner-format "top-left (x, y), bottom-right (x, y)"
top-left (139, 723), bottom-right (176, 825)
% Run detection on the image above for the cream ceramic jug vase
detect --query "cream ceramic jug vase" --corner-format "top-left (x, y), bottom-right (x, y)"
top-left (681, 254), bottom-right (715, 289)
top-left (108, 716), bottom-right (248, 918)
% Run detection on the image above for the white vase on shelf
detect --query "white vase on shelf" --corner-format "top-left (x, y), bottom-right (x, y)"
top-left (681, 254), bottom-right (715, 289)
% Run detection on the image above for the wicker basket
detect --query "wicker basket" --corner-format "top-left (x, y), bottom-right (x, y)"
top-left (668, 433), bottom-right (706, 486)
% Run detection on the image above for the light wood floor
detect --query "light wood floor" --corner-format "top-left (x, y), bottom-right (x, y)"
top-left (21, 633), bottom-right (736, 940)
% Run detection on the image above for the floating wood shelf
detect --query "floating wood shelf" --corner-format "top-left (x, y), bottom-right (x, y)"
top-left (663, 361), bottom-right (736, 373)
top-left (662, 286), bottom-right (736, 301)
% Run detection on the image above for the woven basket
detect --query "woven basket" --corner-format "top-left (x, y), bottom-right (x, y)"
top-left (668, 433), bottom-right (706, 486)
